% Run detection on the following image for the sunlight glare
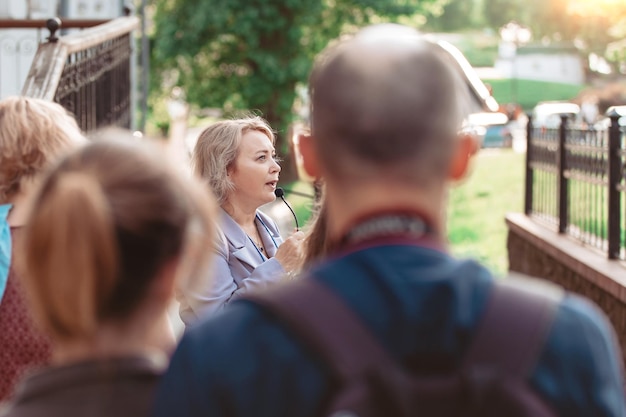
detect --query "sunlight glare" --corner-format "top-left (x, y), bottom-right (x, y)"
top-left (568, 0), bottom-right (626, 16)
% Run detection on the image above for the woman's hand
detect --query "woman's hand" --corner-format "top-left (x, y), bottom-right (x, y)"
top-left (274, 231), bottom-right (305, 274)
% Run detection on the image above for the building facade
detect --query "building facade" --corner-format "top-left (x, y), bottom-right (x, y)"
top-left (495, 43), bottom-right (585, 85)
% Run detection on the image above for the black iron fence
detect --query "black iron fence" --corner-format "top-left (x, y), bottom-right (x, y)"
top-left (525, 110), bottom-right (626, 260)
top-left (0, 18), bottom-right (112, 99)
top-left (21, 12), bottom-right (138, 133)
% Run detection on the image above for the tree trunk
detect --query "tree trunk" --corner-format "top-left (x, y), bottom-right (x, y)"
top-left (263, 93), bottom-right (299, 184)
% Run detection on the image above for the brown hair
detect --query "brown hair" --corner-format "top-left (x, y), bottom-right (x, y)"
top-left (309, 25), bottom-right (469, 186)
top-left (302, 182), bottom-right (329, 268)
top-left (19, 134), bottom-right (216, 340)
top-left (193, 116), bottom-right (275, 205)
top-left (0, 96), bottom-right (84, 202)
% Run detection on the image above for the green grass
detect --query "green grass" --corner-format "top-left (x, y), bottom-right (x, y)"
top-left (287, 150), bottom-right (526, 276)
top-left (484, 78), bottom-right (586, 111)
top-left (281, 181), bottom-right (316, 226)
top-left (532, 169), bottom-right (626, 247)
top-left (447, 149), bottom-right (525, 275)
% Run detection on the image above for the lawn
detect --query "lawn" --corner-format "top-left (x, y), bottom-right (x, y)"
top-left (287, 149), bottom-right (526, 276)
top-left (447, 149), bottom-right (525, 275)
top-left (280, 181), bottom-right (316, 226)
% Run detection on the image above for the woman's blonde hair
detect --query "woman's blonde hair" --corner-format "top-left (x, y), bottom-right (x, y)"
top-left (18, 134), bottom-right (216, 340)
top-left (193, 116), bottom-right (274, 205)
top-left (0, 96), bottom-right (84, 202)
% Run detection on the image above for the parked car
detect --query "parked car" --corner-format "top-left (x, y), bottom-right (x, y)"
top-left (466, 111), bottom-right (511, 148)
top-left (482, 122), bottom-right (513, 148)
top-left (532, 101), bottom-right (581, 129)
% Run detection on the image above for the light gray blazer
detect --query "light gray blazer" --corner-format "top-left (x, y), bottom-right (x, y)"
top-left (178, 208), bottom-right (285, 324)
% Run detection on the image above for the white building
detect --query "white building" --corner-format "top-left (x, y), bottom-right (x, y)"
top-left (0, 0), bottom-right (125, 98)
top-left (495, 43), bottom-right (585, 85)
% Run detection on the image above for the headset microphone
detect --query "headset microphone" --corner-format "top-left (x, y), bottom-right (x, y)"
top-left (274, 187), bottom-right (300, 231)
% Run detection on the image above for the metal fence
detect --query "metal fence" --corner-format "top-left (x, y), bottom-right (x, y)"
top-left (525, 111), bottom-right (626, 260)
top-left (20, 13), bottom-right (139, 133)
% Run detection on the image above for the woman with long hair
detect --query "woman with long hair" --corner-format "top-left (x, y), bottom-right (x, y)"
top-left (2, 136), bottom-right (216, 416)
top-left (178, 116), bottom-right (305, 322)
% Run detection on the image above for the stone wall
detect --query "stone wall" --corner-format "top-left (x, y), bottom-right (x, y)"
top-left (506, 212), bottom-right (626, 364)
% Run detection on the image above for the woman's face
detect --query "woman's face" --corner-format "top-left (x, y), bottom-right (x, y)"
top-left (227, 129), bottom-right (281, 211)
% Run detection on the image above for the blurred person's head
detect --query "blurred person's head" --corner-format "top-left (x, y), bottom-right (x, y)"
top-left (291, 124), bottom-right (316, 183)
top-left (305, 24), bottom-right (476, 238)
top-left (193, 117), bottom-right (280, 213)
top-left (19, 135), bottom-right (216, 357)
top-left (309, 24), bottom-right (472, 188)
top-left (0, 96), bottom-right (84, 204)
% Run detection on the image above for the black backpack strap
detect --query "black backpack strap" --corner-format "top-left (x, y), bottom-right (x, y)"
top-left (463, 274), bottom-right (564, 377)
top-left (245, 274), bottom-right (562, 417)
top-left (244, 278), bottom-right (396, 381)
top-left (246, 274), bottom-right (563, 381)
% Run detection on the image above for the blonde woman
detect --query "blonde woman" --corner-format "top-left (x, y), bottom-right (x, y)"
top-left (0, 96), bottom-right (85, 401)
top-left (179, 116), bottom-right (305, 323)
top-left (2, 137), bottom-right (216, 417)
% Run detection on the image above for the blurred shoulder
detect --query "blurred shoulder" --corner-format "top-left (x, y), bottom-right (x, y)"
top-left (534, 291), bottom-right (625, 415)
top-left (550, 292), bottom-right (620, 361)
top-left (177, 300), bottom-right (290, 374)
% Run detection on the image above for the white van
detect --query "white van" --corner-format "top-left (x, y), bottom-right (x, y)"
top-left (532, 101), bottom-right (580, 129)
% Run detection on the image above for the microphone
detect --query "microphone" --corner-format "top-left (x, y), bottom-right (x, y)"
top-left (275, 187), bottom-right (300, 231)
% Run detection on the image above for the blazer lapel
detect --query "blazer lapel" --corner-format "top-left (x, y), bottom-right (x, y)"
top-left (220, 208), bottom-right (264, 268)
top-left (256, 211), bottom-right (283, 258)
top-left (232, 245), bottom-right (263, 268)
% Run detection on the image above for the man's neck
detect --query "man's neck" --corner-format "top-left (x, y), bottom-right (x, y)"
top-left (324, 180), bottom-right (447, 244)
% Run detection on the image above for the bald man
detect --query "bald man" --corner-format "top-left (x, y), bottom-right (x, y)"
top-left (152, 25), bottom-right (624, 417)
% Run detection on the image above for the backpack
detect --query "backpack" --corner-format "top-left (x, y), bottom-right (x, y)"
top-left (246, 275), bottom-right (562, 417)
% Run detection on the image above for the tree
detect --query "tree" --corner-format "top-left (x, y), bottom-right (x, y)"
top-left (521, 0), bottom-right (626, 73)
top-left (151, 0), bottom-right (446, 180)
top-left (478, 0), bottom-right (626, 74)
top-left (423, 0), bottom-right (480, 32)
top-left (565, 0), bottom-right (626, 70)
top-left (482, 0), bottom-right (523, 30)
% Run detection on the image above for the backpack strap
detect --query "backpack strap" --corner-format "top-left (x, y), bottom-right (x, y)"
top-left (244, 278), bottom-right (396, 381)
top-left (463, 273), bottom-right (564, 377)
top-left (246, 273), bottom-right (564, 385)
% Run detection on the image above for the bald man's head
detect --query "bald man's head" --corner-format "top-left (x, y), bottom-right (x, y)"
top-left (310, 24), bottom-right (469, 186)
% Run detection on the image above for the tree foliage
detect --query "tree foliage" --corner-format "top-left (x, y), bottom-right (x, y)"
top-left (151, 0), bottom-right (446, 179)
top-left (423, 0), bottom-right (478, 32)
top-left (429, 0), bottom-right (626, 70)
top-left (483, 0), bottom-right (522, 30)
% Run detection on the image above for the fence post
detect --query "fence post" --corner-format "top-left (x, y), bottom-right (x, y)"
top-left (524, 113), bottom-right (533, 215)
top-left (607, 108), bottom-right (621, 259)
top-left (558, 114), bottom-right (568, 234)
top-left (46, 18), bottom-right (61, 43)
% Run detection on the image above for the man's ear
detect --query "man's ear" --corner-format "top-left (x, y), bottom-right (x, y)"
top-left (449, 132), bottom-right (479, 181)
top-left (298, 133), bottom-right (321, 179)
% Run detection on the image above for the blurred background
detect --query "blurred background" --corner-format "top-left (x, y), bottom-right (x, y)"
top-left (2, 0), bottom-right (626, 274)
